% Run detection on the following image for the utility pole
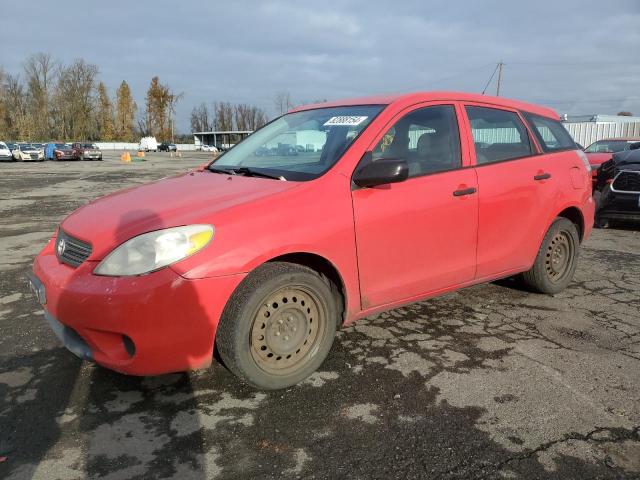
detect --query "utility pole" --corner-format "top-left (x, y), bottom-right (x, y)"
top-left (496, 61), bottom-right (504, 96)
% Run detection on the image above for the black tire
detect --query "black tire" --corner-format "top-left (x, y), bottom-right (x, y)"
top-left (216, 262), bottom-right (340, 390)
top-left (520, 217), bottom-right (580, 294)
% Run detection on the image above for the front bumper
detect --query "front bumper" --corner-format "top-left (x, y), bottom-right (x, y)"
top-left (82, 153), bottom-right (102, 160)
top-left (30, 239), bottom-right (246, 375)
top-left (597, 186), bottom-right (640, 223)
top-left (54, 153), bottom-right (76, 160)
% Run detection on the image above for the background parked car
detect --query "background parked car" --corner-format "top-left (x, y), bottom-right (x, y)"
top-left (139, 136), bottom-right (158, 152)
top-left (13, 143), bottom-right (44, 161)
top-left (45, 142), bottom-right (75, 161)
top-left (158, 142), bottom-right (177, 152)
top-left (584, 138), bottom-right (640, 185)
top-left (71, 142), bottom-right (103, 161)
top-left (0, 142), bottom-right (12, 161)
top-left (593, 145), bottom-right (640, 227)
top-left (200, 144), bottom-right (219, 153)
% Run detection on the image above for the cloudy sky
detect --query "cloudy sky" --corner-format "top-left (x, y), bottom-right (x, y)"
top-left (2, 0), bottom-right (639, 132)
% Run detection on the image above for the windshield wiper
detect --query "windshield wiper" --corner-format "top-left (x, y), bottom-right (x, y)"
top-left (208, 166), bottom-right (236, 175)
top-left (232, 167), bottom-right (285, 180)
top-left (208, 165), bottom-right (285, 180)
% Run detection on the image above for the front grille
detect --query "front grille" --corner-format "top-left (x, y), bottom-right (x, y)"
top-left (612, 171), bottom-right (640, 193)
top-left (56, 230), bottom-right (92, 267)
top-left (30, 153), bottom-right (38, 159)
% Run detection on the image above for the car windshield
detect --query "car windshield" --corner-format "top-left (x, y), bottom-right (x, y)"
top-left (82, 143), bottom-right (94, 148)
top-left (585, 140), bottom-right (637, 153)
top-left (210, 105), bottom-right (384, 181)
top-left (55, 143), bottom-right (66, 148)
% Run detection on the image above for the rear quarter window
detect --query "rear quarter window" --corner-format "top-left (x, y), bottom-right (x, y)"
top-left (523, 113), bottom-right (577, 152)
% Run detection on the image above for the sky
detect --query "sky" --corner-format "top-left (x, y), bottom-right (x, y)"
top-left (1, 0), bottom-right (639, 133)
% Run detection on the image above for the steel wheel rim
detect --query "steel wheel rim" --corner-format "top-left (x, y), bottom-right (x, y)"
top-left (545, 231), bottom-right (573, 283)
top-left (250, 286), bottom-right (325, 375)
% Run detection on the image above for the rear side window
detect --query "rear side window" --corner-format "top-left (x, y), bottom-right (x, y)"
top-left (523, 113), bottom-right (577, 152)
top-left (465, 106), bottom-right (533, 164)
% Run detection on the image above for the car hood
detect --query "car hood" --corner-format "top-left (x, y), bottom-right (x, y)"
top-left (60, 170), bottom-right (301, 259)
top-left (613, 150), bottom-right (640, 171)
top-left (585, 152), bottom-right (613, 166)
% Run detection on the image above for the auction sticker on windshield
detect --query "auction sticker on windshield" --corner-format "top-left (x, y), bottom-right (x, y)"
top-left (324, 116), bottom-right (368, 126)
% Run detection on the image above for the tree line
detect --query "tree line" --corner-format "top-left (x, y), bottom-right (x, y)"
top-left (0, 53), bottom-right (186, 142)
top-left (190, 102), bottom-right (269, 133)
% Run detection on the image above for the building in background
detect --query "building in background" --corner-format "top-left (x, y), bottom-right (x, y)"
top-left (193, 130), bottom-right (252, 150)
top-left (561, 114), bottom-right (640, 147)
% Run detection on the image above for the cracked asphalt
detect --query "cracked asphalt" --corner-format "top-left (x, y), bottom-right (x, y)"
top-left (1, 152), bottom-right (639, 479)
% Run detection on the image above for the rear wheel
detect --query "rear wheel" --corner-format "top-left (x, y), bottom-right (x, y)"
top-left (520, 218), bottom-right (579, 294)
top-left (216, 262), bottom-right (340, 390)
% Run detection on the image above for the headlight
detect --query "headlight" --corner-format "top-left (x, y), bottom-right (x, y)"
top-left (94, 225), bottom-right (214, 276)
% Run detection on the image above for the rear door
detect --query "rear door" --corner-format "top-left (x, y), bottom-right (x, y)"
top-left (461, 104), bottom-right (556, 278)
top-left (351, 103), bottom-right (478, 309)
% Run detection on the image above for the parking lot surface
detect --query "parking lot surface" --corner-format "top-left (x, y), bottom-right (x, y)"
top-left (1, 152), bottom-right (639, 479)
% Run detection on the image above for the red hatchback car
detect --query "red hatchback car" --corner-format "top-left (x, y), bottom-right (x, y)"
top-left (29, 92), bottom-right (594, 389)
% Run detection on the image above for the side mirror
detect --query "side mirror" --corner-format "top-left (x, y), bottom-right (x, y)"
top-left (353, 156), bottom-right (409, 188)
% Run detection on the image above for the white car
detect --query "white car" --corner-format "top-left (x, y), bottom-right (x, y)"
top-left (13, 143), bottom-right (44, 161)
top-left (0, 142), bottom-right (12, 161)
top-left (139, 136), bottom-right (159, 152)
top-left (201, 144), bottom-right (219, 153)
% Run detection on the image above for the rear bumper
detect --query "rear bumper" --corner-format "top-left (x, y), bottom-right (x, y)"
top-left (30, 241), bottom-right (246, 375)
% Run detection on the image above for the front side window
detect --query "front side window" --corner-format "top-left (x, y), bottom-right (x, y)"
top-left (371, 105), bottom-right (461, 177)
top-left (466, 106), bottom-right (533, 164)
top-left (211, 105), bottom-right (383, 181)
top-left (523, 113), bottom-right (577, 152)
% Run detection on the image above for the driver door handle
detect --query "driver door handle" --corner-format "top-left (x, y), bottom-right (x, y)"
top-left (453, 187), bottom-right (477, 197)
top-left (534, 172), bottom-right (551, 180)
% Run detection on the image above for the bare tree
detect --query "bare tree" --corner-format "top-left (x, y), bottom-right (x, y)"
top-left (54, 59), bottom-right (99, 140)
top-left (23, 53), bottom-right (58, 139)
top-left (190, 103), bottom-right (212, 132)
top-left (274, 91), bottom-right (293, 115)
top-left (234, 103), bottom-right (268, 131)
top-left (3, 74), bottom-right (28, 139)
top-left (213, 101), bottom-right (234, 131)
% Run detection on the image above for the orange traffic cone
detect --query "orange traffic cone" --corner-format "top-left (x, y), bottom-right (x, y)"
top-left (120, 152), bottom-right (131, 162)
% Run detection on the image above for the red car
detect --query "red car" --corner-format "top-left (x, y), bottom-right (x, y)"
top-left (584, 138), bottom-right (640, 187)
top-left (29, 92), bottom-right (594, 389)
top-left (71, 142), bottom-right (103, 161)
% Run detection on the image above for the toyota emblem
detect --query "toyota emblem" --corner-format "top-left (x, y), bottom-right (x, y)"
top-left (57, 237), bottom-right (66, 257)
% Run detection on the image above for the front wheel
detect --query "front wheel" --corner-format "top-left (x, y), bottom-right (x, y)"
top-left (520, 217), bottom-right (580, 294)
top-left (216, 262), bottom-right (340, 390)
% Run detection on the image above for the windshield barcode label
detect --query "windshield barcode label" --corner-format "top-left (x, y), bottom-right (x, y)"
top-left (324, 116), bottom-right (368, 126)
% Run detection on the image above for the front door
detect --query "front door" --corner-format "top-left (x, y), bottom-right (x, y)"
top-left (351, 104), bottom-right (478, 309)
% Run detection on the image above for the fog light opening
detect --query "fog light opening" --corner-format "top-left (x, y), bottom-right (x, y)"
top-left (122, 335), bottom-right (136, 358)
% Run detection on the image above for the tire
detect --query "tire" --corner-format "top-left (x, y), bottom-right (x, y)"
top-left (520, 217), bottom-right (580, 294)
top-left (216, 262), bottom-right (341, 390)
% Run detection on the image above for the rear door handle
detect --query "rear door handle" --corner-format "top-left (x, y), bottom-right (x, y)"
top-left (453, 187), bottom-right (477, 197)
top-left (534, 173), bottom-right (551, 180)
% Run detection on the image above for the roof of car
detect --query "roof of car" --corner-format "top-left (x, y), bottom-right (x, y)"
top-left (290, 91), bottom-right (559, 119)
